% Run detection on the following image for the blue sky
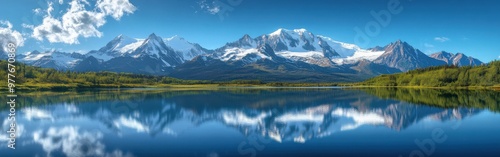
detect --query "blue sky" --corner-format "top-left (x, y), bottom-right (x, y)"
top-left (1, 0), bottom-right (499, 62)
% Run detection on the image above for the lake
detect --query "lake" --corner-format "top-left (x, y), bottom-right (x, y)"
top-left (1, 88), bottom-right (499, 157)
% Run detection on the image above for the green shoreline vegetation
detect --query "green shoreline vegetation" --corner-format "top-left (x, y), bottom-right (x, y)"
top-left (0, 60), bottom-right (499, 91)
top-left (1, 87), bottom-right (498, 113)
top-left (354, 60), bottom-right (500, 89)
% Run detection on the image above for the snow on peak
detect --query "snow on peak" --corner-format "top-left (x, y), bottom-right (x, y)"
top-left (20, 50), bottom-right (82, 69)
top-left (146, 33), bottom-right (164, 42)
top-left (113, 35), bottom-right (137, 47)
top-left (292, 28), bottom-right (309, 35)
top-left (165, 35), bottom-right (185, 42)
top-left (216, 28), bottom-right (385, 66)
top-left (165, 36), bottom-right (191, 50)
top-left (135, 34), bottom-right (168, 58)
top-left (269, 28), bottom-right (312, 38)
top-left (120, 39), bottom-right (145, 53)
top-left (269, 28), bottom-right (285, 36)
top-left (98, 34), bottom-right (145, 56)
top-left (164, 35), bottom-right (209, 61)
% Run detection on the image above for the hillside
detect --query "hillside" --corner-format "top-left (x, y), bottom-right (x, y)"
top-left (0, 60), bottom-right (209, 90)
top-left (359, 60), bottom-right (500, 87)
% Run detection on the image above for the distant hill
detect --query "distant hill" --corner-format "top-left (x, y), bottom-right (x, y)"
top-left (359, 60), bottom-right (500, 87)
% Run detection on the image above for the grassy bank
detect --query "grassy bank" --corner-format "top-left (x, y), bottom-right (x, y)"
top-left (2, 82), bottom-right (344, 91)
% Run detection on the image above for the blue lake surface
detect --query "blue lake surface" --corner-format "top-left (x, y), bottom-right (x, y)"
top-left (0, 88), bottom-right (499, 157)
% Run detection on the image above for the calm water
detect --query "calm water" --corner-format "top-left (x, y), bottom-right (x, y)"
top-left (1, 88), bottom-right (499, 157)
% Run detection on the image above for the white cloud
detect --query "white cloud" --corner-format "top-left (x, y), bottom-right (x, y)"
top-left (23, 107), bottom-right (54, 121)
top-left (434, 37), bottom-right (450, 42)
top-left (31, 0), bottom-right (136, 44)
top-left (22, 23), bottom-right (35, 29)
top-left (96, 0), bottom-right (136, 20)
top-left (0, 20), bottom-right (24, 52)
top-left (47, 1), bottom-right (54, 17)
top-left (33, 126), bottom-right (134, 157)
top-left (198, 0), bottom-right (221, 15)
top-left (59, 0), bottom-right (64, 5)
top-left (208, 6), bottom-right (221, 14)
top-left (424, 43), bottom-right (434, 48)
top-left (33, 8), bottom-right (43, 15)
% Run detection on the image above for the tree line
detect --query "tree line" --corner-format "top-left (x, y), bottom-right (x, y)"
top-left (0, 60), bottom-right (209, 88)
top-left (359, 60), bottom-right (500, 87)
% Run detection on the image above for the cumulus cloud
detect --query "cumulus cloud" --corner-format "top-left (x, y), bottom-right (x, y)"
top-left (434, 37), bottom-right (450, 42)
top-left (31, 0), bottom-right (136, 44)
top-left (0, 20), bottom-right (24, 52)
top-left (97, 0), bottom-right (137, 20)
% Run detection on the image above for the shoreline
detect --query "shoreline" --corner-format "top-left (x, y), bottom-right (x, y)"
top-left (1, 83), bottom-right (498, 92)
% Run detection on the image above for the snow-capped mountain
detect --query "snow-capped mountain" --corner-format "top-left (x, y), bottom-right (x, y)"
top-left (18, 50), bottom-right (85, 70)
top-left (430, 51), bottom-right (483, 66)
top-left (373, 40), bottom-right (447, 71)
top-left (164, 35), bottom-right (212, 62)
top-left (208, 28), bottom-right (383, 68)
top-left (172, 42), bottom-right (359, 82)
top-left (11, 28), bottom-right (486, 81)
top-left (87, 34), bottom-right (211, 63)
top-left (89, 35), bottom-right (145, 61)
top-left (74, 34), bottom-right (212, 74)
top-left (130, 33), bottom-right (184, 66)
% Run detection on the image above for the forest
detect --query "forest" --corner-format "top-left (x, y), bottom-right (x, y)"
top-left (358, 60), bottom-right (500, 88)
top-left (0, 60), bottom-right (210, 90)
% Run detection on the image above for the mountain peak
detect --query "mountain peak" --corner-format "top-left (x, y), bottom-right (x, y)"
top-left (113, 34), bottom-right (134, 41)
top-left (220, 34), bottom-right (256, 48)
top-left (430, 51), bottom-right (483, 66)
top-left (393, 39), bottom-right (408, 45)
top-left (385, 40), bottom-right (411, 50)
top-left (239, 34), bottom-right (253, 42)
top-left (148, 33), bottom-right (159, 38)
top-left (242, 34), bottom-right (252, 39)
top-left (145, 33), bottom-right (164, 44)
top-left (434, 51), bottom-right (454, 56)
top-left (269, 28), bottom-right (312, 36)
top-left (375, 40), bottom-right (446, 71)
top-left (270, 28), bottom-right (286, 36)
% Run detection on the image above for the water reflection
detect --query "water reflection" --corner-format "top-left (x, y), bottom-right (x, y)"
top-left (0, 88), bottom-right (498, 157)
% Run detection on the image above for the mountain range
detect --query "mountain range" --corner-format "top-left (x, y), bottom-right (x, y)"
top-left (11, 28), bottom-right (484, 82)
